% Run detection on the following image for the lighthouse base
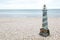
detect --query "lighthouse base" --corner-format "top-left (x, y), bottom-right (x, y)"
top-left (39, 28), bottom-right (50, 37)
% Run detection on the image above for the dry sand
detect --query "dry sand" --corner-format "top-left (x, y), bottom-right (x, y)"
top-left (0, 17), bottom-right (60, 40)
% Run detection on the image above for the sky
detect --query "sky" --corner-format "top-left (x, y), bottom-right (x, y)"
top-left (0, 0), bottom-right (60, 9)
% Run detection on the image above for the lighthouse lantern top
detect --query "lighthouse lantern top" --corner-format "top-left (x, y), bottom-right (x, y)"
top-left (43, 4), bottom-right (47, 11)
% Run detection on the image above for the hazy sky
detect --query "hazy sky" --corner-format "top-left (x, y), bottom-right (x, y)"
top-left (0, 0), bottom-right (60, 9)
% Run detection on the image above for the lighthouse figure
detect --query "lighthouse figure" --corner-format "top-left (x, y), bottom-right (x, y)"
top-left (39, 5), bottom-right (50, 37)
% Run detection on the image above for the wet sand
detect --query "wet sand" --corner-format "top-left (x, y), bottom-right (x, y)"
top-left (0, 17), bottom-right (60, 40)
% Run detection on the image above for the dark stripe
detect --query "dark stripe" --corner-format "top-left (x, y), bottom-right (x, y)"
top-left (43, 13), bottom-right (47, 16)
top-left (42, 22), bottom-right (48, 27)
top-left (43, 18), bottom-right (47, 22)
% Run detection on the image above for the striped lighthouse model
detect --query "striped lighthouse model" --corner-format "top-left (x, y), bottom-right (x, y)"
top-left (39, 5), bottom-right (50, 37)
top-left (42, 5), bottom-right (48, 30)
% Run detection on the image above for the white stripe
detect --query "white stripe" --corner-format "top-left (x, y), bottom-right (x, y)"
top-left (43, 15), bottom-right (47, 19)
top-left (43, 25), bottom-right (48, 30)
top-left (43, 21), bottom-right (47, 24)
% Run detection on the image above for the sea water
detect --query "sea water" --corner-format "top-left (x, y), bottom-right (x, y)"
top-left (0, 9), bottom-right (60, 18)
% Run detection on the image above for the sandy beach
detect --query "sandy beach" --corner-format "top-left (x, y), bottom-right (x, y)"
top-left (0, 17), bottom-right (60, 40)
